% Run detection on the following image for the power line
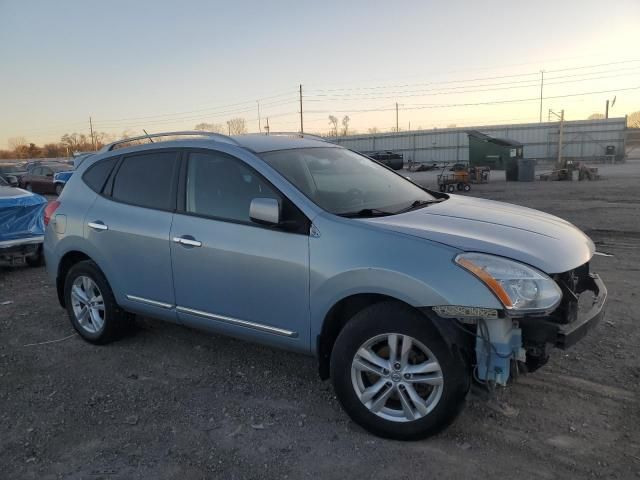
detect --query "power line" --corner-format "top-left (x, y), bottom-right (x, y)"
top-left (305, 67), bottom-right (640, 101)
top-left (306, 85), bottom-right (640, 114)
top-left (306, 59), bottom-right (640, 94)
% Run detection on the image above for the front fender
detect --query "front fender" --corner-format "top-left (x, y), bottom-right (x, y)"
top-left (308, 214), bottom-right (503, 350)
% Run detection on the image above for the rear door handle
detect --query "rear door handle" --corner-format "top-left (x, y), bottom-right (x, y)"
top-left (172, 236), bottom-right (202, 247)
top-left (88, 221), bottom-right (108, 231)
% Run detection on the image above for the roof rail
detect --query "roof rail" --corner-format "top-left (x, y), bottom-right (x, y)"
top-left (263, 132), bottom-right (327, 142)
top-left (101, 130), bottom-right (242, 152)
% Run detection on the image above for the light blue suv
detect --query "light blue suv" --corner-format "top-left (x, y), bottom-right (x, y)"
top-left (44, 131), bottom-right (606, 439)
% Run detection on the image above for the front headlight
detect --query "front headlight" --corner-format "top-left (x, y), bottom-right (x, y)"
top-left (455, 252), bottom-right (562, 314)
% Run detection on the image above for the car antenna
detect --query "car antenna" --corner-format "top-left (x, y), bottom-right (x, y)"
top-left (142, 129), bottom-right (154, 143)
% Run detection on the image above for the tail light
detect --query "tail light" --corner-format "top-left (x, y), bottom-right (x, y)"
top-left (44, 200), bottom-right (61, 226)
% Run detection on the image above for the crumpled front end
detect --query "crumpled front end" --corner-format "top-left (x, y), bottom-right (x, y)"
top-left (428, 261), bottom-right (607, 386)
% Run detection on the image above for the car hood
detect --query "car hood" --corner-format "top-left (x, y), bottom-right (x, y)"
top-left (361, 195), bottom-right (594, 274)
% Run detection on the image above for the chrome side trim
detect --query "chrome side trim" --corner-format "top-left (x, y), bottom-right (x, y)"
top-left (126, 295), bottom-right (173, 309)
top-left (176, 306), bottom-right (298, 338)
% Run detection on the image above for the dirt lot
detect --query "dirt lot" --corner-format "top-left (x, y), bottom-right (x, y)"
top-left (1, 161), bottom-right (639, 480)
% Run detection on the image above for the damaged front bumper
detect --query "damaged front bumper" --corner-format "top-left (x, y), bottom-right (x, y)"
top-left (427, 266), bottom-right (607, 385)
top-left (520, 273), bottom-right (607, 350)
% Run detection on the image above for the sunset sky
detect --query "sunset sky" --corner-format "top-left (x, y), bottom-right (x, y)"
top-left (1, 0), bottom-right (639, 148)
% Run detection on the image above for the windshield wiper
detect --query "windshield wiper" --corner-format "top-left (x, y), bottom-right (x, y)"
top-left (337, 208), bottom-right (394, 218)
top-left (394, 198), bottom-right (444, 214)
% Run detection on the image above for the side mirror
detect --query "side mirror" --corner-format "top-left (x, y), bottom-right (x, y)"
top-left (250, 197), bottom-right (281, 226)
top-left (6, 175), bottom-right (18, 187)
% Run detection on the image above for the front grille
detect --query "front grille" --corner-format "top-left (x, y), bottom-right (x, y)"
top-left (548, 262), bottom-right (590, 324)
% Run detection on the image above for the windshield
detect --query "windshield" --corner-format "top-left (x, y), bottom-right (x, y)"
top-left (260, 147), bottom-right (436, 216)
top-left (0, 176), bottom-right (7, 186)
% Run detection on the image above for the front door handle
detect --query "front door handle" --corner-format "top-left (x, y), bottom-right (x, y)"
top-left (88, 221), bottom-right (108, 231)
top-left (172, 236), bottom-right (202, 247)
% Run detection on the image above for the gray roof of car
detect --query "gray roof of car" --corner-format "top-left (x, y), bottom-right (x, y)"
top-left (230, 134), bottom-right (338, 153)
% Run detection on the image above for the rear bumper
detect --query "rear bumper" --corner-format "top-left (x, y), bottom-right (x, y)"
top-left (0, 236), bottom-right (43, 265)
top-left (0, 236), bottom-right (44, 249)
top-left (520, 273), bottom-right (607, 349)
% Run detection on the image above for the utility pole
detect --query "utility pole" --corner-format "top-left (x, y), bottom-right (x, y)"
top-left (299, 84), bottom-right (304, 134)
top-left (257, 100), bottom-right (262, 132)
top-left (395, 102), bottom-right (399, 132)
top-left (539, 70), bottom-right (545, 123)
top-left (89, 116), bottom-right (96, 150)
top-left (557, 109), bottom-right (565, 169)
top-left (605, 99), bottom-right (609, 119)
top-left (265, 117), bottom-right (270, 135)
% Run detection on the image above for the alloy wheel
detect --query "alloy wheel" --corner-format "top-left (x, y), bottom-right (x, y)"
top-left (351, 333), bottom-right (444, 422)
top-left (71, 276), bottom-right (105, 334)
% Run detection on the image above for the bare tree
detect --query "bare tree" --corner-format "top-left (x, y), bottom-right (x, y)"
top-left (328, 116), bottom-right (339, 136)
top-left (194, 122), bottom-right (224, 133)
top-left (627, 111), bottom-right (640, 128)
top-left (226, 118), bottom-right (247, 135)
top-left (94, 132), bottom-right (115, 149)
top-left (7, 136), bottom-right (27, 152)
top-left (588, 113), bottom-right (605, 120)
top-left (367, 127), bottom-right (380, 134)
top-left (42, 143), bottom-right (64, 157)
top-left (341, 115), bottom-right (350, 136)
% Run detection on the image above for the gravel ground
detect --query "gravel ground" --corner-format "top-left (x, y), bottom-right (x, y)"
top-left (1, 160), bottom-right (639, 479)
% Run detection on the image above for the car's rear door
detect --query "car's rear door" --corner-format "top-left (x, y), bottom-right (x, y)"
top-left (29, 167), bottom-right (45, 192)
top-left (170, 149), bottom-right (310, 352)
top-left (83, 149), bottom-right (180, 322)
top-left (40, 166), bottom-right (55, 193)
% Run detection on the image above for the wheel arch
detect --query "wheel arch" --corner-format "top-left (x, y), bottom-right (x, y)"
top-left (316, 294), bottom-right (473, 381)
top-left (55, 250), bottom-right (93, 307)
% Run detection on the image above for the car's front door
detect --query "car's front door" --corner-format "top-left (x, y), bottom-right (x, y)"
top-left (170, 149), bottom-right (310, 352)
top-left (84, 149), bottom-right (180, 322)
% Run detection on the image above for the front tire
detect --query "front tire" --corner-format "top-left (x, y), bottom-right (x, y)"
top-left (330, 302), bottom-right (469, 440)
top-left (63, 260), bottom-right (131, 344)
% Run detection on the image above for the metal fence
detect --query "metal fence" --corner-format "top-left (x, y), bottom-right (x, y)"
top-left (328, 117), bottom-right (627, 164)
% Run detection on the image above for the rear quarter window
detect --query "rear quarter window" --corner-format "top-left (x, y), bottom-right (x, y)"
top-left (83, 157), bottom-right (118, 193)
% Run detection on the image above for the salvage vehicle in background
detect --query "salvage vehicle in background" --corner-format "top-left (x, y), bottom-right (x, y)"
top-left (0, 163), bottom-right (27, 187)
top-left (53, 171), bottom-right (74, 195)
top-left (44, 131), bottom-right (607, 440)
top-left (0, 176), bottom-right (46, 267)
top-left (366, 151), bottom-right (404, 170)
top-left (20, 162), bottom-right (73, 194)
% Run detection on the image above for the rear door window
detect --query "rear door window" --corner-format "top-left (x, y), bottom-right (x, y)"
top-left (111, 151), bottom-right (179, 211)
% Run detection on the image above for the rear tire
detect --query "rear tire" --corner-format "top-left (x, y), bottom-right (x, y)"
top-left (447, 184), bottom-right (456, 193)
top-left (463, 184), bottom-right (471, 192)
top-left (330, 301), bottom-right (469, 440)
top-left (63, 260), bottom-right (131, 344)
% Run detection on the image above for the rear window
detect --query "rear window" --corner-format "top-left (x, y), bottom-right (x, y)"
top-left (111, 151), bottom-right (178, 210)
top-left (83, 157), bottom-right (118, 193)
